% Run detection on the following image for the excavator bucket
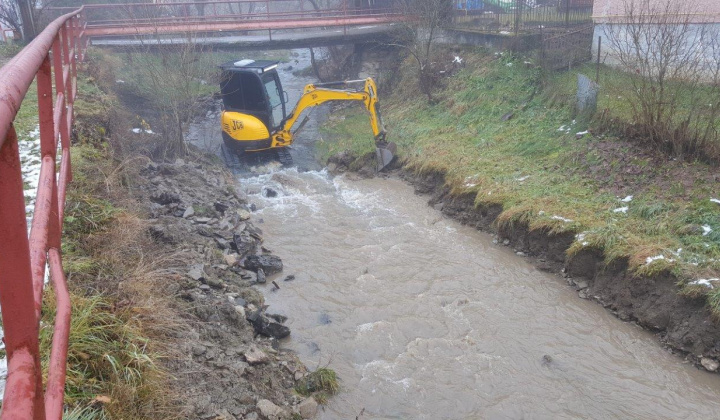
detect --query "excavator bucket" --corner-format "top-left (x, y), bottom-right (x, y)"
top-left (375, 141), bottom-right (397, 172)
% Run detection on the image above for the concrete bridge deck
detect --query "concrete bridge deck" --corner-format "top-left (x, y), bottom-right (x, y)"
top-left (90, 23), bottom-right (398, 50)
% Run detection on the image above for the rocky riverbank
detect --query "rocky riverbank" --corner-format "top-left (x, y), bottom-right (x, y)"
top-left (135, 153), bottom-right (321, 419)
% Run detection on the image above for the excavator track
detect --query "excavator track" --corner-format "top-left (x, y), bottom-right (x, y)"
top-left (221, 142), bottom-right (242, 169)
top-left (276, 147), bottom-right (293, 167)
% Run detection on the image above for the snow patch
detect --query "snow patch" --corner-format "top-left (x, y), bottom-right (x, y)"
top-left (613, 206), bottom-right (629, 213)
top-left (576, 130), bottom-right (589, 136)
top-left (702, 225), bottom-right (713, 236)
top-left (645, 255), bottom-right (666, 264)
top-left (711, 198), bottom-right (720, 205)
top-left (516, 175), bottom-right (530, 182)
top-left (619, 195), bottom-right (633, 203)
top-left (688, 279), bottom-right (720, 289)
top-left (551, 215), bottom-right (573, 223)
top-left (453, 56), bottom-right (463, 64)
top-left (131, 128), bottom-right (155, 134)
top-left (575, 232), bottom-right (589, 246)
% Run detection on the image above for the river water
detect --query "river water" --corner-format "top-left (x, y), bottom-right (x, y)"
top-left (187, 48), bottom-right (720, 419)
top-left (243, 168), bottom-right (720, 420)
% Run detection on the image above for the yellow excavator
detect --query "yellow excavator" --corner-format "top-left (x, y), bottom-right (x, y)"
top-left (218, 59), bottom-right (396, 171)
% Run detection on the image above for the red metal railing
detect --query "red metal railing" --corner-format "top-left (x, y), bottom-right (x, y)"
top-left (0, 2), bottom-right (399, 417)
top-left (0, 6), bottom-right (86, 420)
top-left (48, 0), bottom-right (404, 38)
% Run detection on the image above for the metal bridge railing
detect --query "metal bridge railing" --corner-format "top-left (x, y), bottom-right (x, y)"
top-left (0, 6), bottom-right (87, 420)
top-left (48, 0), bottom-right (405, 38)
top-left (0, 2), bottom-right (397, 417)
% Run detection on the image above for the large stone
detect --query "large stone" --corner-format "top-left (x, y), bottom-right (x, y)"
top-left (244, 345), bottom-right (269, 365)
top-left (297, 397), bottom-right (318, 419)
top-left (233, 234), bottom-right (257, 259)
top-left (183, 206), bottom-right (195, 218)
top-left (244, 255), bottom-right (283, 275)
top-left (224, 253), bottom-right (240, 266)
top-left (701, 357), bottom-right (719, 372)
top-left (237, 208), bottom-right (252, 221)
top-left (188, 264), bottom-right (206, 282)
top-left (256, 399), bottom-right (289, 420)
top-left (264, 188), bottom-right (278, 198)
top-left (246, 310), bottom-right (291, 339)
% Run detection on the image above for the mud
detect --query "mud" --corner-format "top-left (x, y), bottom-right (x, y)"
top-left (395, 166), bottom-right (720, 370)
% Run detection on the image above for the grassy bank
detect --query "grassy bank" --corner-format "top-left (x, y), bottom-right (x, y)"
top-left (321, 49), bottom-right (720, 314)
top-left (0, 45), bottom-right (179, 418)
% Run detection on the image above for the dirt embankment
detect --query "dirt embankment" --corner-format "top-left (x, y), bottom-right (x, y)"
top-left (329, 153), bottom-right (720, 373)
top-left (136, 155), bottom-right (320, 419)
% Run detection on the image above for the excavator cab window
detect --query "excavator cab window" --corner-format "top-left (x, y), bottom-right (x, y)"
top-left (261, 71), bottom-right (286, 130)
top-left (219, 71), bottom-right (268, 122)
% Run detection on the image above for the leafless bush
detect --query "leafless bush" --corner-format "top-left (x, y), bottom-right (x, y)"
top-left (389, 0), bottom-right (453, 103)
top-left (604, 0), bottom-right (720, 160)
top-left (126, 32), bottom-right (213, 160)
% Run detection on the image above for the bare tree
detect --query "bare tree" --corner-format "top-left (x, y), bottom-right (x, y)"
top-left (127, 39), bottom-right (213, 159)
top-left (603, 0), bottom-right (719, 159)
top-left (0, 0), bottom-right (38, 40)
top-left (389, 0), bottom-right (453, 103)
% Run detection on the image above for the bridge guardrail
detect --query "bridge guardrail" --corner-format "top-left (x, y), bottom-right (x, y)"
top-left (0, 6), bottom-right (87, 420)
top-left (48, 0), bottom-right (404, 38)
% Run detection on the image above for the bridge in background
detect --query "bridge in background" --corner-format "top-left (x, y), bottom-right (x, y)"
top-left (50, 0), bottom-right (406, 49)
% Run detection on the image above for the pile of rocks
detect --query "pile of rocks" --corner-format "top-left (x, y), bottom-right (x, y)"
top-left (138, 156), bottom-right (318, 419)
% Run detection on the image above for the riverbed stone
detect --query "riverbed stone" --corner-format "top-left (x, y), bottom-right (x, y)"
top-left (237, 208), bottom-right (252, 220)
top-left (247, 310), bottom-right (291, 339)
top-left (256, 268), bottom-right (266, 284)
top-left (297, 397), bottom-right (318, 419)
top-left (256, 399), bottom-right (288, 420)
top-left (701, 357), bottom-right (719, 372)
top-left (264, 187), bottom-right (278, 198)
top-left (224, 253), bottom-right (240, 266)
top-left (244, 346), bottom-right (269, 365)
top-left (245, 255), bottom-right (283, 275)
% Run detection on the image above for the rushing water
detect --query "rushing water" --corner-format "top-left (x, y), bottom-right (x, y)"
top-left (243, 169), bottom-right (720, 419)
top-left (186, 47), bottom-right (720, 419)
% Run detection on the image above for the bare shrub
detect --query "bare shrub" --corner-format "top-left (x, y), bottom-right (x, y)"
top-left (126, 39), bottom-right (210, 160)
top-left (389, 0), bottom-right (454, 103)
top-left (603, 0), bottom-right (720, 160)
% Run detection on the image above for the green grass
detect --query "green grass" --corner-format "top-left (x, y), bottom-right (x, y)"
top-left (322, 49), bottom-right (720, 313)
top-left (295, 367), bottom-right (339, 404)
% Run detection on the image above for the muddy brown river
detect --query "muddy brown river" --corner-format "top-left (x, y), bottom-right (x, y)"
top-left (240, 169), bottom-right (720, 420)
top-left (185, 48), bottom-right (720, 419)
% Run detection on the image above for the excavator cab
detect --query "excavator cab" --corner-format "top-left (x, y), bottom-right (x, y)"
top-left (219, 59), bottom-right (396, 171)
top-left (219, 59), bottom-right (287, 152)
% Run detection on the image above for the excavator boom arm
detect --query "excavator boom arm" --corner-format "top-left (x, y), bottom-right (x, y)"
top-left (278, 78), bottom-right (385, 142)
top-left (273, 77), bottom-right (395, 171)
